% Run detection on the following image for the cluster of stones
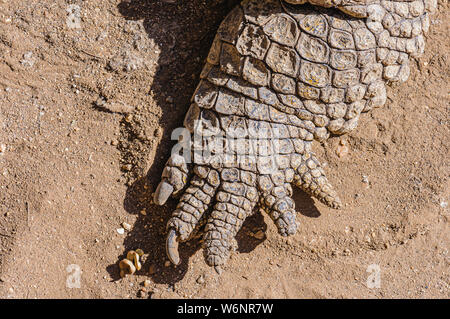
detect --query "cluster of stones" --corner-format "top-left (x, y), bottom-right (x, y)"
top-left (154, 0), bottom-right (435, 271)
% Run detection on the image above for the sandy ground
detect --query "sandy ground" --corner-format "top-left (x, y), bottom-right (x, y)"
top-left (0, 0), bottom-right (448, 299)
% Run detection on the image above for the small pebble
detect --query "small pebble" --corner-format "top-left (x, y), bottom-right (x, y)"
top-left (125, 114), bottom-right (133, 122)
top-left (154, 128), bottom-right (162, 138)
top-left (143, 279), bottom-right (151, 287)
top-left (252, 230), bottom-right (265, 240)
top-left (336, 139), bottom-right (349, 158)
top-left (21, 51), bottom-right (35, 67)
top-left (196, 275), bottom-right (205, 284)
top-left (165, 96), bottom-right (173, 103)
top-left (138, 289), bottom-right (147, 298)
top-left (140, 209), bottom-right (147, 216)
top-left (121, 164), bottom-right (132, 172)
top-left (148, 264), bottom-right (156, 275)
top-left (117, 228), bottom-right (125, 235)
top-left (122, 222), bottom-right (132, 231)
top-left (164, 261), bottom-right (171, 267)
top-left (95, 97), bottom-right (106, 107)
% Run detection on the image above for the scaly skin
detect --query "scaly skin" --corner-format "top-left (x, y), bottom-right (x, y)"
top-left (153, 0), bottom-right (436, 272)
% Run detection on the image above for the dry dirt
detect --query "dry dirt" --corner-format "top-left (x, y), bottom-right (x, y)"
top-left (0, 0), bottom-right (448, 299)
